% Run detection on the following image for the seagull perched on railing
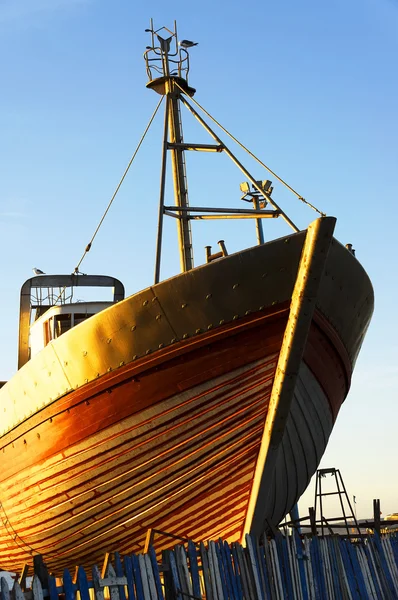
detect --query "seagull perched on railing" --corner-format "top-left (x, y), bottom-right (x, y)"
top-left (33, 267), bottom-right (45, 275)
top-left (179, 39), bottom-right (198, 48)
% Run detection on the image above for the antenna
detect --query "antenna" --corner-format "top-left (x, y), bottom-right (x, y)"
top-left (144, 20), bottom-right (194, 90)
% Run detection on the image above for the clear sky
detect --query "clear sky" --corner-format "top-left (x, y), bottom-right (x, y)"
top-left (0, 0), bottom-right (397, 524)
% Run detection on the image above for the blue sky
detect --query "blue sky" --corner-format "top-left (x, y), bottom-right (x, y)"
top-left (0, 0), bottom-right (397, 522)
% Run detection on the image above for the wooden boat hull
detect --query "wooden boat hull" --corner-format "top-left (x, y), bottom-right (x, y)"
top-left (0, 218), bottom-right (373, 572)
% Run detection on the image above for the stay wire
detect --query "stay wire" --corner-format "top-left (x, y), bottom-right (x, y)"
top-left (175, 82), bottom-right (326, 217)
top-left (73, 95), bottom-right (164, 275)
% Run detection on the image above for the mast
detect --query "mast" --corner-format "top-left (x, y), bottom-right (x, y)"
top-left (144, 21), bottom-right (302, 284)
top-left (145, 22), bottom-right (194, 280)
top-left (167, 84), bottom-right (193, 273)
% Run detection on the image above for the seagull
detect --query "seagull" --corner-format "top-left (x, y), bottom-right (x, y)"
top-left (33, 267), bottom-right (45, 275)
top-left (179, 39), bottom-right (198, 48)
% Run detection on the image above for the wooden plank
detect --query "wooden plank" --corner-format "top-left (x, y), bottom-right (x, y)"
top-left (371, 533), bottom-right (396, 598)
top-left (320, 538), bottom-right (333, 598)
top-left (19, 565), bottom-right (29, 593)
top-left (254, 537), bottom-right (268, 600)
top-left (346, 541), bottom-right (368, 599)
top-left (31, 577), bottom-right (44, 600)
top-left (132, 555), bottom-right (145, 600)
top-left (114, 553), bottom-right (127, 600)
top-left (214, 541), bottom-right (229, 600)
top-left (148, 546), bottom-right (164, 600)
top-left (168, 552), bottom-right (182, 600)
top-left (269, 540), bottom-right (283, 600)
top-left (279, 536), bottom-right (294, 599)
top-left (327, 537), bottom-right (342, 599)
top-left (262, 537), bottom-right (277, 600)
top-left (311, 536), bottom-right (327, 599)
top-left (303, 538), bottom-right (315, 600)
top-left (231, 543), bottom-right (244, 600)
top-left (92, 566), bottom-right (105, 600)
top-left (11, 581), bottom-right (25, 600)
top-left (293, 530), bottom-right (308, 600)
top-left (382, 537), bottom-right (398, 596)
top-left (107, 564), bottom-right (121, 600)
top-left (143, 554), bottom-right (158, 600)
top-left (363, 537), bottom-right (383, 598)
top-left (217, 542), bottom-right (233, 600)
top-left (199, 542), bottom-right (213, 600)
top-left (286, 534), bottom-right (301, 600)
top-left (356, 546), bottom-right (375, 599)
top-left (76, 566), bottom-right (91, 600)
top-left (390, 534), bottom-right (398, 567)
top-left (235, 543), bottom-right (251, 600)
top-left (123, 556), bottom-right (137, 600)
top-left (338, 540), bottom-right (355, 600)
top-left (138, 555), bottom-right (151, 600)
top-left (101, 555), bottom-right (110, 581)
top-left (333, 536), bottom-right (351, 600)
top-left (187, 541), bottom-right (201, 600)
top-left (208, 541), bottom-right (223, 600)
top-left (0, 577), bottom-right (10, 600)
top-left (161, 551), bottom-right (174, 600)
top-left (222, 541), bottom-right (240, 600)
top-left (245, 534), bottom-right (263, 600)
top-left (62, 569), bottom-right (76, 600)
top-left (177, 545), bottom-right (193, 600)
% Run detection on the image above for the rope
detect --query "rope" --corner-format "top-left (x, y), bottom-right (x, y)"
top-left (175, 82), bottom-right (326, 217)
top-left (73, 95), bottom-right (164, 274)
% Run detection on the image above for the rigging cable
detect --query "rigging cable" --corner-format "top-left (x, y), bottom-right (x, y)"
top-left (174, 82), bottom-right (326, 217)
top-left (73, 95), bottom-right (164, 275)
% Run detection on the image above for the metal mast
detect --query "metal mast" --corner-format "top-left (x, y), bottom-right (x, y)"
top-left (167, 83), bottom-right (193, 273)
top-left (144, 21), bottom-right (301, 284)
top-left (144, 22), bottom-right (194, 281)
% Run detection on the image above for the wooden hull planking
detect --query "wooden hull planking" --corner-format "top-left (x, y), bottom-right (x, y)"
top-left (0, 218), bottom-right (374, 572)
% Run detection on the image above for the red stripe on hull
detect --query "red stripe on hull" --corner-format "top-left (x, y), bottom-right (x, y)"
top-left (0, 310), bottom-right (285, 572)
top-left (0, 305), bottom-right (356, 571)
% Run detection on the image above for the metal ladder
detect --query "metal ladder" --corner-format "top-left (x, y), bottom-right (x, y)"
top-left (314, 467), bottom-right (361, 537)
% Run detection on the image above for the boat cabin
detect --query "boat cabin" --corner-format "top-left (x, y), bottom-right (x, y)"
top-left (29, 301), bottom-right (113, 358)
top-left (19, 274), bottom-right (125, 368)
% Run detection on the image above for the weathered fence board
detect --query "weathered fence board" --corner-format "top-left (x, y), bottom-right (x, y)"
top-left (1, 532), bottom-right (398, 600)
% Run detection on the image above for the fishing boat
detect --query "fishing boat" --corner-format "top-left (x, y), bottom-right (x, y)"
top-left (0, 22), bottom-right (373, 573)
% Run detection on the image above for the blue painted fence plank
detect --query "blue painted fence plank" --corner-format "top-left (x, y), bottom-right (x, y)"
top-left (114, 552), bottom-right (127, 600)
top-left (148, 546), bottom-right (164, 600)
top-left (62, 569), bottom-right (75, 600)
top-left (187, 541), bottom-right (201, 600)
top-left (0, 577), bottom-right (10, 600)
top-left (223, 541), bottom-right (240, 600)
top-left (77, 566), bottom-right (91, 600)
top-left (294, 528), bottom-right (308, 600)
top-left (168, 551), bottom-right (182, 600)
top-left (231, 542), bottom-right (244, 600)
top-left (132, 554), bottom-right (145, 600)
top-left (123, 556), bottom-right (137, 600)
top-left (47, 576), bottom-right (59, 600)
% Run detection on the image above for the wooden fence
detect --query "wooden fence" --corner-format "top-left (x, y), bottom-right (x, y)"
top-left (1, 532), bottom-right (398, 599)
